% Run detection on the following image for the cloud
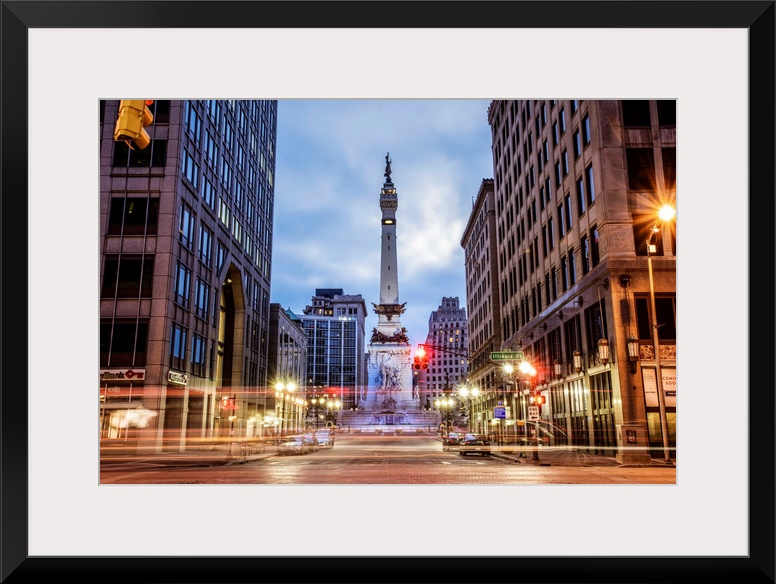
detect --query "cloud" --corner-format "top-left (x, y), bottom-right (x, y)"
top-left (271, 99), bottom-right (492, 341)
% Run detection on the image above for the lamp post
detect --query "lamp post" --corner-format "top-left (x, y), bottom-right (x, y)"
top-left (646, 204), bottom-right (676, 464)
top-left (459, 385), bottom-right (480, 433)
top-left (505, 361), bottom-right (538, 459)
top-left (435, 397), bottom-right (455, 437)
top-left (326, 399), bottom-right (342, 427)
top-left (275, 381), bottom-right (296, 438)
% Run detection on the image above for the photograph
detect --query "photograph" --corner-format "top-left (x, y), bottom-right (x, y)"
top-left (98, 98), bottom-right (679, 488)
top-left (3, 1), bottom-right (773, 582)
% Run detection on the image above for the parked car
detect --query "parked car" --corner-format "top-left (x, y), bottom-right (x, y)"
top-left (314, 429), bottom-right (334, 448)
top-left (277, 436), bottom-right (310, 456)
top-left (442, 432), bottom-right (462, 451)
top-left (302, 433), bottom-right (319, 451)
top-left (459, 433), bottom-right (491, 456)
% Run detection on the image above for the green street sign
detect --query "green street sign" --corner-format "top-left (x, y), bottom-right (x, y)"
top-left (490, 351), bottom-right (524, 361)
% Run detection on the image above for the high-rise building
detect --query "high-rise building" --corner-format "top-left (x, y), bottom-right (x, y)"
top-left (301, 289), bottom-right (368, 411)
top-left (99, 99), bottom-right (278, 452)
top-left (471, 99), bottom-right (676, 465)
top-left (461, 179), bottom-right (501, 433)
top-left (422, 297), bottom-right (469, 403)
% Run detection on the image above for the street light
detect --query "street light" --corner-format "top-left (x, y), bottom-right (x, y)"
top-left (504, 361), bottom-right (538, 459)
top-left (434, 396), bottom-right (455, 437)
top-left (275, 381), bottom-right (296, 438)
top-left (458, 385), bottom-right (480, 433)
top-left (647, 204), bottom-right (676, 465)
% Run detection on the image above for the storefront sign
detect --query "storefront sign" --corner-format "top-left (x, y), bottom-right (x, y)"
top-left (99, 368), bottom-right (145, 382)
top-left (642, 367), bottom-right (676, 408)
top-left (167, 370), bottom-right (188, 386)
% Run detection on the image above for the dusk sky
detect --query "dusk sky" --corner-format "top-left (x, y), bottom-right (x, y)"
top-left (271, 99), bottom-right (494, 345)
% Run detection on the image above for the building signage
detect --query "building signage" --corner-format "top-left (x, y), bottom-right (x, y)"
top-left (99, 368), bottom-right (145, 382)
top-left (494, 406), bottom-right (506, 419)
top-left (642, 367), bottom-right (676, 408)
top-left (167, 370), bottom-right (188, 386)
top-left (490, 351), bottom-right (524, 361)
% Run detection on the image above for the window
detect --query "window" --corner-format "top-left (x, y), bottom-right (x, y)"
top-left (179, 202), bottom-right (194, 248)
top-left (202, 176), bottom-right (216, 210)
top-left (576, 177), bottom-right (586, 215)
top-left (571, 100), bottom-right (579, 114)
top-left (626, 148), bottom-right (656, 191)
top-left (662, 147), bottom-right (676, 191)
top-left (568, 249), bottom-right (576, 286)
top-left (561, 257), bottom-right (569, 291)
top-left (195, 277), bottom-right (210, 320)
top-left (112, 140), bottom-right (167, 167)
top-left (101, 256), bottom-right (154, 298)
top-left (573, 130), bottom-right (581, 158)
top-left (218, 197), bottom-right (231, 227)
top-left (181, 147), bottom-right (200, 190)
top-left (184, 101), bottom-right (201, 144)
top-left (205, 131), bottom-right (219, 168)
top-left (557, 203), bottom-right (564, 238)
top-left (216, 241), bottom-right (227, 276)
top-left (591, 225), bottom-right (600, 267)
top-left (170, 322), bottom-right (188, 369)
top-left (582, 114), bottom-right (591, 145)
top-left (636, 296), bottom-right (676, 341)
top-left (657, 100), bottom-right (676, 126)
top-left (562, 150), bottom-right (569, 177)
top-left (585, 164), bottom-right (596, 205)
top-left (559, 108), bottom-right (566, 133)
top-left (547, 216), bottom-right (555, 250)
top-left (555, 161), bottom-right (562, 188)
top-left (552, 121), bottom-right (559, 147)
top-left (623, 100), bottom-right (651, 126)
top-left (174, 261), bottom-right (192, 308)
top-left (564, 193), bottom-right (572, 231)
top-left (100, 320), bottom-right (148, 367)
top-left (208, 99), bottom-right (221, 125)
top-left (191, 333), bottom-right (206, 375)
top-left (107, 197), bottom-right (159, 235)
top-left (581, 235), bottom-right (590, 275)
top-left (199, 223), bottom-right (213, 267)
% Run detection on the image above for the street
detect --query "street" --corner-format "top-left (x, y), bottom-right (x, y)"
top-left (100, 433), bottom-right (676, 485)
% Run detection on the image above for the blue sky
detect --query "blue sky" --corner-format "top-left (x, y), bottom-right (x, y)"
top-left (270, 99), bottom-right (494, 345)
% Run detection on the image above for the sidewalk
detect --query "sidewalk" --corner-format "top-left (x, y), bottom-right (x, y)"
top-left (100, 441), bottom-right (278, 470)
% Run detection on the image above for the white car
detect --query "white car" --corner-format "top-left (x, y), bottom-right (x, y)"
top-left (277, 436), bottom-right (310, 456)
top-left (314, 429), bottom-right (334, 448)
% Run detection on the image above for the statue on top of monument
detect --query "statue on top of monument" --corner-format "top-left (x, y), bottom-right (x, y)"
top-left (384, 152), bottom-right (392, 179)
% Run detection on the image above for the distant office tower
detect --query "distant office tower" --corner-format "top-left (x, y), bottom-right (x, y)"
top-left (471, 99), bottom-right (676, 465)
top-left (365, 154), bottom-right (413, 413)
top-left (422, 297), bottom-right (469, 403)
top-left (301, 289), bottom-right (368, 411)
top-left (99, 100), bottom-right (277, 452)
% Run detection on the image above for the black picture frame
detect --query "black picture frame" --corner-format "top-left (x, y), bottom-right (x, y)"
top-left (2, 1), bottom-right (773, 583)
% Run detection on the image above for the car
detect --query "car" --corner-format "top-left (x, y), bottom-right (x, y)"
top-left (314, 429), bottom-right (334, 448)
top-left (302, 433), bottom-right (319, 451)
top-left (277, 436), bottom-right (310, 456)
top-left (459, 433), bottom-right (491, 456)
top-left (442, 432), bottom-right (462, 451)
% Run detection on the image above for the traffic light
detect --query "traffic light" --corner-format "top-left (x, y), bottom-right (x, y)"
top-left (114, 99), bottom-right (154, 150)
top-left (414, 345), bottom-right (429, 370)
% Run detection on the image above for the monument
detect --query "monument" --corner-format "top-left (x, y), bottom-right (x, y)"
top-left (362, 153), bottom-right (415, 422)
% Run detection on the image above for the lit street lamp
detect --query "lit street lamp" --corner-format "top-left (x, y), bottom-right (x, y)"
top-left (275, 381), bottom-right (296, 438)
top-left (504, 360), bottom-right (538, 460)
top-left (458, 385), bottom-right (480, 433)
top-left (435, 396), bottom-right (455, 437)
top-left (646, 204), bottom-right (676, 464)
